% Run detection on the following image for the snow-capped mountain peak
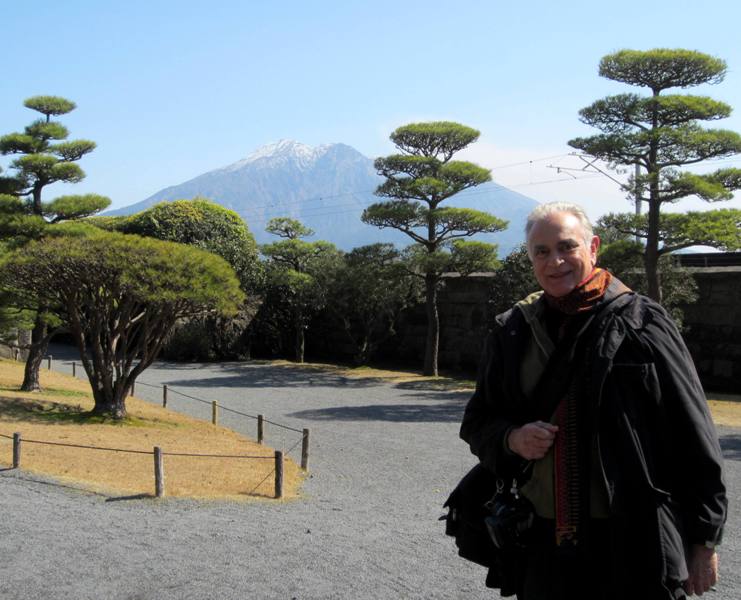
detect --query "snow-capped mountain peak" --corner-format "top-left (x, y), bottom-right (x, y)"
top-left (223, 139), bottom-right (332, 172)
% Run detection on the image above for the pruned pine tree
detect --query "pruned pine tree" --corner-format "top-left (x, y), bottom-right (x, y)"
top-left (569, 49), bottom-right (741, 302)
top-left (260, 218), bottom-right (341, 363)
top-left (0, 227), bottom-right (243, 419)
top-left (362, 122), bottom-right (506, 376)
top-left (0, 96), bottom-right (110, 390)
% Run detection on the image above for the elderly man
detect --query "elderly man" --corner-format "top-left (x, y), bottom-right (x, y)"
top-left (459, 202), bottom-right (726, 599)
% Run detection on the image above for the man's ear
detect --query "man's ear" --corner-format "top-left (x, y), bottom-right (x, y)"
top-left (590, 235), bottom-right (600, 264)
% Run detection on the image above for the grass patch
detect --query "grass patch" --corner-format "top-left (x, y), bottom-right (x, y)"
top-left (270, 358), bottom-right (476, 391)
top-left (0, 359), bottom-right (303, 500)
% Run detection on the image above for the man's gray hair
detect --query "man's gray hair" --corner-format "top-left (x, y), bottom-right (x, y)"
top-left (525, 202), bottom-right (594, 246)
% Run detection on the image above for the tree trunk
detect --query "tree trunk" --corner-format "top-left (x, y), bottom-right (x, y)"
top-left (20, 314), bottom-right (49, 392)
top-left (87, 366), bottom-right (129, 420)
top-left (645, 176), bottom-right (662, 303)
top-left (644, 90), bottom-right (663, 304)
top-left (91, 386), bottom-right (128, 420)
top-left (294, 317), bottom-right (305, 363)
top-left (423, 274), bottom-right (439, 377)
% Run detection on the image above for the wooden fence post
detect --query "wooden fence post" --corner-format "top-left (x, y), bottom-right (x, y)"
top-left (301, 428), bottom-right (310, 471)
top-left (130, 379), bottom-right (136, 397)
top-left (257, 415), bottom-right (264, 444)
top-left (72, 361), bottom-right (76, 377)
top-left (163, 385), bottom-right (168, 408)
top-left (12, 432), bottom-right (21, 469)
top-left (154, 447), bottom-right (165, 498)
top-left (274, 450), bottom-right (284, 499)
top-left (212, 401), bottom-right (218, 425)
top-left (47, 355), bottom-right (52, 370)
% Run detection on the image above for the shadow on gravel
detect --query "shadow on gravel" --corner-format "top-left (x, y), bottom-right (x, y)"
top-left (720, 434), bottom-right (741, 461)
top-left (105, 493), bottom-right (153, 502)
top-left (159, 364), bottom-right (474, 394)
top-left (161, 364), bottom-right (388, 390)
top-left (288, 397), bottom-right (467, 423)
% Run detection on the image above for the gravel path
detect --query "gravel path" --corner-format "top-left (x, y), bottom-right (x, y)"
top-left (1, 344), bottom-right (739, 600)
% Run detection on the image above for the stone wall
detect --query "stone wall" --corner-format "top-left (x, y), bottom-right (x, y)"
top-left (679, 267), bottom-right (741, 393)
top-left (385, 275), bottom-right (492, 373)
top-left (358, 268), bottom-right (741, 392)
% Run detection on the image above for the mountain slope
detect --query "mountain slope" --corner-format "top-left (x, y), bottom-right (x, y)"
top-left (108, 140), bottom-right (538, 254)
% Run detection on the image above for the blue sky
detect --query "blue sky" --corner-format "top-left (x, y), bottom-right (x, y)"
top-left (3, 0), bottom-right (741, 228)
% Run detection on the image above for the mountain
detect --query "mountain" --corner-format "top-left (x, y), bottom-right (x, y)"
top-left (107, 140), bottom-right (539, 255)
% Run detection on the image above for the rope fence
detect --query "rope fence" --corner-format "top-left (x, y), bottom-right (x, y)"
top-left (3, 354), bottom-right (313, 497)
top-left (37, 356), bottom-right (310, 471)
top-left (0, 432), bottom-right (286, 499)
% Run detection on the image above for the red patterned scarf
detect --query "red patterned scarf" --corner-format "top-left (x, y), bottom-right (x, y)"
top-left (545, 268), bottom-right (613, 315)
top-left (546, 267), bottom-right (625, 546)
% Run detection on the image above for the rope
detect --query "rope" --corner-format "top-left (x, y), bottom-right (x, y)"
top-left (219, 404), bottom-right (303, 433)
top-left (162, 452), bottom-right (272, 459)
top-left (132, 381), bottom-right (160, 389)
top-left (8, 437), bottom-right (153, 454)
top-left (1, 433), bottom-right (277, 460)
top-left (166, 388), bottom-right (213, 406)
top-left (44, 363), bottom-right (308, 439)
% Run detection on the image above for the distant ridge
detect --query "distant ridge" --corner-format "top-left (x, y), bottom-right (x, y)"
top-left (107, 140), bottom-right (539, 254)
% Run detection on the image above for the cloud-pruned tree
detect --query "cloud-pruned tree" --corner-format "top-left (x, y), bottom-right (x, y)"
top-left (0, 95), bottom-right (110, 390)
top-left (0, 227), bottom-right (243, 419)
top-left (362, 122), bottom-right (506, 375)
top-left (569, 49), bottom-right (741, 302)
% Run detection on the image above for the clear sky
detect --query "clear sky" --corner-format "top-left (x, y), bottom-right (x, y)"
top-left (3, 0), bottom-right (741, 229)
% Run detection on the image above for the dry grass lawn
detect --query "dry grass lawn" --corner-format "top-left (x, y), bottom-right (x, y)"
top-left (265, 358), bottom-right (477, 391)
top-left (0, 359), bottom-right (303, 500)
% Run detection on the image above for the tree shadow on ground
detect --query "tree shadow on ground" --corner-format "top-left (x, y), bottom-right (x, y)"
top-left (0, 396), bottom-right (89, 424)
top-left (288, 390), bottom-right (470, 423)
top-left (160, 362), bottom-right (403, 390)
top-left (157, 362), bottom-right (474, 393)
top-left (719, 433), bottom-right (741, 462)
top-left (0, 470), bottom-right (156, 501)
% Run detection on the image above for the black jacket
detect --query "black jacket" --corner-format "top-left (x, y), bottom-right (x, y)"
top-left (459, 285), bottom-right (727, 594)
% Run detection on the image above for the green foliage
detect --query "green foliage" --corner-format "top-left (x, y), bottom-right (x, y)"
top-left (596, 238), bottom-right (697, 328)
top-left (121, 198), bottom-right (263, 362)
top-left (390, 121), bottom-right (481, 159)
top-left (323, 243), bottom-right (422, 365)
top-left (265, 216), bottom-right (314, 239)
top-left (449, 240), bottom-right (500, 276)
top-left (121, 198), bottom-right (261, 289)
top-left (0, 96), bottom-right (109, 392)
top-left (0, 228), bottom-right (244, 417)
top-left (363, 121), bottom-right (506, 375)
top-left (487, 245), bottom-right (539, 318)
top-left (0, 95), bottom-right (107, 216)
top-left (598, 49), bottom-right (727, 91)
top-left (0, 194), bottom-right (47, 248)
top-left (597, 210), bottom-right (741, 253)
top-left (255, 219), bottom-right (342, 362)
top-left (43, 194), bottom-right (111, 222)
top-left (569, 48), bottom-right (741, 302)
top-left (23, 96), bottom-right (77, 118)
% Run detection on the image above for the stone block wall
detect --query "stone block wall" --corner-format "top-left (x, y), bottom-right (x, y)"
top-left (679, 267), bottom-right (741, 393)
top-left (369, 268), bottom-right (741, 392)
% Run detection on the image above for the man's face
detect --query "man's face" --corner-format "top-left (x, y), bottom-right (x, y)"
top-left (527, 211), bottom-right (599, 298)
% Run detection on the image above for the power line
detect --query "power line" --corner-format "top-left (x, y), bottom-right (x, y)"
top-left (242, 174), bottom-right (605, 226)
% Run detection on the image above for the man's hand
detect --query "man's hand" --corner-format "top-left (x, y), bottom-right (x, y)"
top-left (684, 544), bottom-right (718, 596)
top-left (507, 421), bottom-right (559, 460)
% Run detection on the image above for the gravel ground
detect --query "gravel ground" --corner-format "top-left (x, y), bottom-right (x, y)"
top-left (1, 344), bottom-right (739, 600)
